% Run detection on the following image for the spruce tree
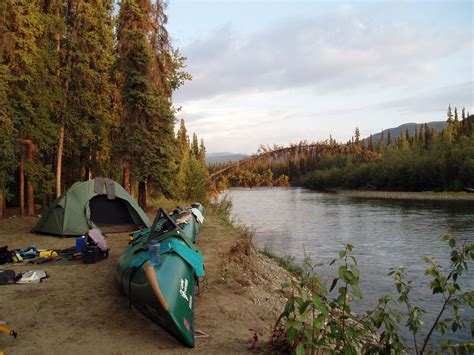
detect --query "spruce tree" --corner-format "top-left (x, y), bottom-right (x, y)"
top-left (191, 132), bottom-right (199, 158)
top-left (424, 123), bottom-right (431, 147)
top-left (199, 138), bottom-right (206, 163)
top-left (447, 105), bottom-right (453, 123)
top-left (177, 118), bottom-right (189, 156)
top-left (116, 0), bottom-right (189, 206)
top-left (0, 65), bottom-right (16, 217)
top-left (3, 0), bottom-right (58, 215)
top-left (56, 0), bottom-right (115, 187)
top-left (368, 134), bottom-right (374, 151)
top-left (354, 127), bottom-right (360, 144)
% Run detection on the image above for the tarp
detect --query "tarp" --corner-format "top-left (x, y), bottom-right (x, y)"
top-left (34, 178), bottom-right (151, 236)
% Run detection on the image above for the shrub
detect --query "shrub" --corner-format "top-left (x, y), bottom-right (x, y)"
top-left (274, 236), bottom-right (473, 354)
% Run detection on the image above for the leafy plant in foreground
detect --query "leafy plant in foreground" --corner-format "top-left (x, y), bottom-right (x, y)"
top-left (274, 236), bottom-right (473, 354)
top-left (389, 235), bottom-right (474, 354)
top-left (275, 244), bottom-right (367, 354)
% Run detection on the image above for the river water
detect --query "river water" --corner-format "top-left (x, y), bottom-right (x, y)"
top-left (226, 187), bottom-right (474, 347)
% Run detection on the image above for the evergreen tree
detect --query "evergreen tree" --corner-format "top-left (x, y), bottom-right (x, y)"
top-left (447, 105), bottom-right (453, 123)
top-left (354, 127), bottom-right (360, 144)
top-left (424, 123), bottom-right (431, 147)
top-left (176, 118), bottom-right (189, 156)
top-left (0, 65), bottom-right (16, 217)
top-left (3, 0), bottom-right (58, 215)
top-left (191, 132), bottom-right (199, 158)
top-left (58, 0), bottom-right (115, 186)
top-left (387, 130), bottom-right (392, 146)
top-left (199, 138), bottom-right (206, 163)
top-left (397, 131), bottom-right (409, 150)
top-left (116, 0), bottom-right (181, 206)
top-left (367, 134), bottom-right (374, 151)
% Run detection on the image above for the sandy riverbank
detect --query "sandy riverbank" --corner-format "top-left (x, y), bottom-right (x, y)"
top-left (0, 209), bottom-right (290, 354)
top-left (337, 189), bottom-right (474, 201)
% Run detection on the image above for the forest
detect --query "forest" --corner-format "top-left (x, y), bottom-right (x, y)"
top-left (213, 107), bottom-right (473, 192)
top-left (302, 108), bottom-right (473, 191)
top-left (0, 0), bottom-right (209, 218)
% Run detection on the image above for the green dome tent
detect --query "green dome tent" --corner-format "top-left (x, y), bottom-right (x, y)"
top-left (34, 178), bottom-right (151, 236)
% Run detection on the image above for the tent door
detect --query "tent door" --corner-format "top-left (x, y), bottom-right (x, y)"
top-left (88, 195), bottom-right (135, 231)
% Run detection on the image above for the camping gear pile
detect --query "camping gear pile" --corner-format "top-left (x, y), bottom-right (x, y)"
top-left (0, 228), bottom-right (109, 268)
top-left (0, 269), bottom-right (48, 285)
top-left (0, 245), bottom-right (61, 265)
top-left (2, 178), bottom-right (206, 348)
top-left (116, 203), bottom-right (206, 348)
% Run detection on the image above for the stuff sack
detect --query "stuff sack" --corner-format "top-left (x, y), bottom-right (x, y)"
top-left (87, 229), bottom-right (108, 251)
top-left (16, 270), bottom-right (48, 284)
top-left (83, 229), bottom-right (109, 264)
top-left (0, 270), bottom-right (16, 285)
top-left (0, 246), bottom-right (12, 265)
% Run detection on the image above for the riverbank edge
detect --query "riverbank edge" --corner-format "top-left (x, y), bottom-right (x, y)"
top-left (334, 189), bottom-right (474, 201)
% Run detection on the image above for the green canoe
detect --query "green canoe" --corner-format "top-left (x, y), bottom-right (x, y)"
top-left (116, 203), bottom-right (205, 348)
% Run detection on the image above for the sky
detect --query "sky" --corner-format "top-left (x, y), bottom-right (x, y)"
top-left (166, 0), bottom-right (473, 154)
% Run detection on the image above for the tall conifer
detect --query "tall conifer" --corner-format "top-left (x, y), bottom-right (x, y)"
top-left (3, 0), bottom-right (57, 214)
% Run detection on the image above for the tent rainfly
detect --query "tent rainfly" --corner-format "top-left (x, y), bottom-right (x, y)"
top-left (34, 178), bottom-right (151, 236)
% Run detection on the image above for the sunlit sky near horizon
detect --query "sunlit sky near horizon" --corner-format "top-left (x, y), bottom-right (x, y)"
top-left (167, 0), bottom-right (473, 154)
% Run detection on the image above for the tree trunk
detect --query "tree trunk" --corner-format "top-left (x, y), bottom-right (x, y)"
top-left (130, 175), bottom-right (136, 199)
top-left (27, 181), bottom-right (34, 216)
top-left (0, 188), bottom-right (4, 218)
top-left (42, 189), bottom-right (48, 211)
top-left (87, 150), bottom-right (93, 180)
top-left (123, 165), bottom-right (130, 193)
top-left (26, 142), bottom-right (35, 216)
top-left (55, 5), bottom-right (62, 196)
top-left (19, 151), bottom-right (25, 216)
top-left (55, 122), bottom-right (64, 197)
top-left (138, 180), bottom-right (147, 210)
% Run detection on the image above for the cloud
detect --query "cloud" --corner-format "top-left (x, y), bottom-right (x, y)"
top-left (175, 13), bottom-right (471, 103)
top-left (375, 82), bottom-right (474, 113)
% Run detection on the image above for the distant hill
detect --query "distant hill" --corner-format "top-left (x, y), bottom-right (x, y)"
top-left (366, 121), bottom-right (447, 144)
top-left (206, 152), bottom-right (249, 164)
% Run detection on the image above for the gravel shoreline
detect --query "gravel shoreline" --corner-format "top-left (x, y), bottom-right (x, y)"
top-left (337, 190), bottom-right (474, 201)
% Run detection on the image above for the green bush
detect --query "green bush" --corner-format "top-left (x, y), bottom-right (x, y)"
top-left (274, 236), bottom-right (473, 354)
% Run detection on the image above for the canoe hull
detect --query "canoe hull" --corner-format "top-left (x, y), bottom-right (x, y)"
top-left (116, 204), bottom-right (204, 348)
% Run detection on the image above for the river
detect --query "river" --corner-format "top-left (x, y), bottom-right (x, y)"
top-left (226, 187), bottom-right (474, 348)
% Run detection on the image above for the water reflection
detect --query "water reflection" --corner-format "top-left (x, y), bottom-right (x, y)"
top-left (227, 187), bottom-right (474, 346)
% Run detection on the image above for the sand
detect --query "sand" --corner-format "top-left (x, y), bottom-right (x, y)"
top-left (337, 189), bottom-right (474, 201)
top-left (0, 211), bottom-right (289, 354)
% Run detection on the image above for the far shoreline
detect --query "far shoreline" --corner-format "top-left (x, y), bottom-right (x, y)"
top-left (335, 189), bottom-right (474, 201)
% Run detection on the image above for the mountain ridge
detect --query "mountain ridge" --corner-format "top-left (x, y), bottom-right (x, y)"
top-left (206, 152), bottom-right (249, 164)
top-left (365, 120), bottom-right (447, 143)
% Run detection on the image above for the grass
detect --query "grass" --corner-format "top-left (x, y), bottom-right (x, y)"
top-left (260, 247), bottom-right (303, 277)
top-left (420, 190), bottom-right (472, 196)
top-left (146, 197), bottom-right (192, 215)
